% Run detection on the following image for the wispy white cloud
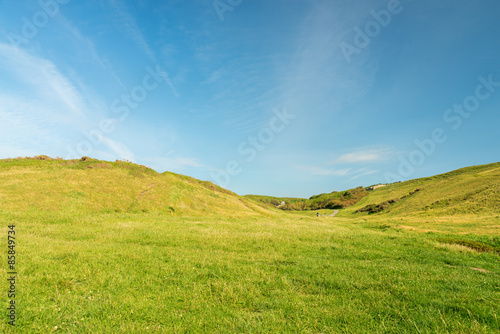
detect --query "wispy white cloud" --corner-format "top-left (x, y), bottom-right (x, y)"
top-left (105, 1), bottom-right (180, 96)
top-left (296, 164), bottom-right (380, 181)
top-left (56, 15), bottom-right (127, 91)
top-left (333, 148), bottom-right (393, 164)
top-left (349, 169), bottom-right (379, 181)
top-left (277, 1), bottom-right (381, 115)
top-left (205, 68), bottom-right (226, 85)
top-left (107, 0), bottom-right (156, 62)
top-left (0, 43), bottom-right (88, 121)
top-left (102, 137), bottom-right (136, 162)
top-left (0, 95), bottom-right (68, 158)
top-left (57, 15), bottom-right (106, 70)
top-left (0, 43), bottom-right (95, 158)
top-left (0, 43), bottom-right (123, 160)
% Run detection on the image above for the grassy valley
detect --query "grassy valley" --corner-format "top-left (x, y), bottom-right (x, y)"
top-left (1, 157), bottom-right (499, 333)
top-left (246, 186), bottom-right (369, 211)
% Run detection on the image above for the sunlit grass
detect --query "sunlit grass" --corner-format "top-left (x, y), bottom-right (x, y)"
top-left (0, 211), bottom-right (498, 333)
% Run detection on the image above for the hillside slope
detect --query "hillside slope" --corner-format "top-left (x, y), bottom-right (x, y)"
top-left (342, 162), bottom-right (500, 217)
top-left (0, 156), bottom-right (274, 217)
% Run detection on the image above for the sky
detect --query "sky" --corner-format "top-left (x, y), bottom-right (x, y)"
top-left (0, 0), bottom-right (499, 198)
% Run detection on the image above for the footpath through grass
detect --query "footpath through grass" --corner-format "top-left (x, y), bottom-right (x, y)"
top-left (1, 211), bottom-right (499, 333)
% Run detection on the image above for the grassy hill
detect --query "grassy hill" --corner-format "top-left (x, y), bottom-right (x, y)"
top-left (341, 162), bottom-right (500, 217)
top-left (0, 156), bottom-right (273, 217)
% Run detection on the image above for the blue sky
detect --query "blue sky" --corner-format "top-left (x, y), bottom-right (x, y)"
top-left (0, 0), bottom-right (499, 197)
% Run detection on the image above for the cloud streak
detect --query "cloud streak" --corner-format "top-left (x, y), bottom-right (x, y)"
top-left (349, 169), bottom-right (379, 181)
top-left (333, 148), bottom-right (393, 164)
top-left (107, 0), bottom-right (156, 62)
top-left (0, 43), bottom-right (87, 121)
top-left (0, 43), bottom-right (134, 161)
top-left (296, 165), bottom-right (353, 177)
top-left (296, 164), bottom-right (380, 182)
top-left (277, 1), bottom-right (382, 116)
top-left (102, 137), bottom-right (136, 162)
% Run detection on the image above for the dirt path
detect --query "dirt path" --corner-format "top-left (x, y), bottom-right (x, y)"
top-left (329, 210), bottom-right (339, 217)
top-left (317, 210), bottom-right (339, 217)
top-left (137, 183), bottom-right (156, 201)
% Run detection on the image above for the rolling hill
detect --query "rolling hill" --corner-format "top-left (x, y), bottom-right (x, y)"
top-left (0, 156), bottom-right (273, 217)
top-left (343, 162), bottom-right (500, 217)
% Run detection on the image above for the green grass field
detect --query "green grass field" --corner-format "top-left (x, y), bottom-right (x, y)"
top-left (1, 158), bottom-right (499, 333)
